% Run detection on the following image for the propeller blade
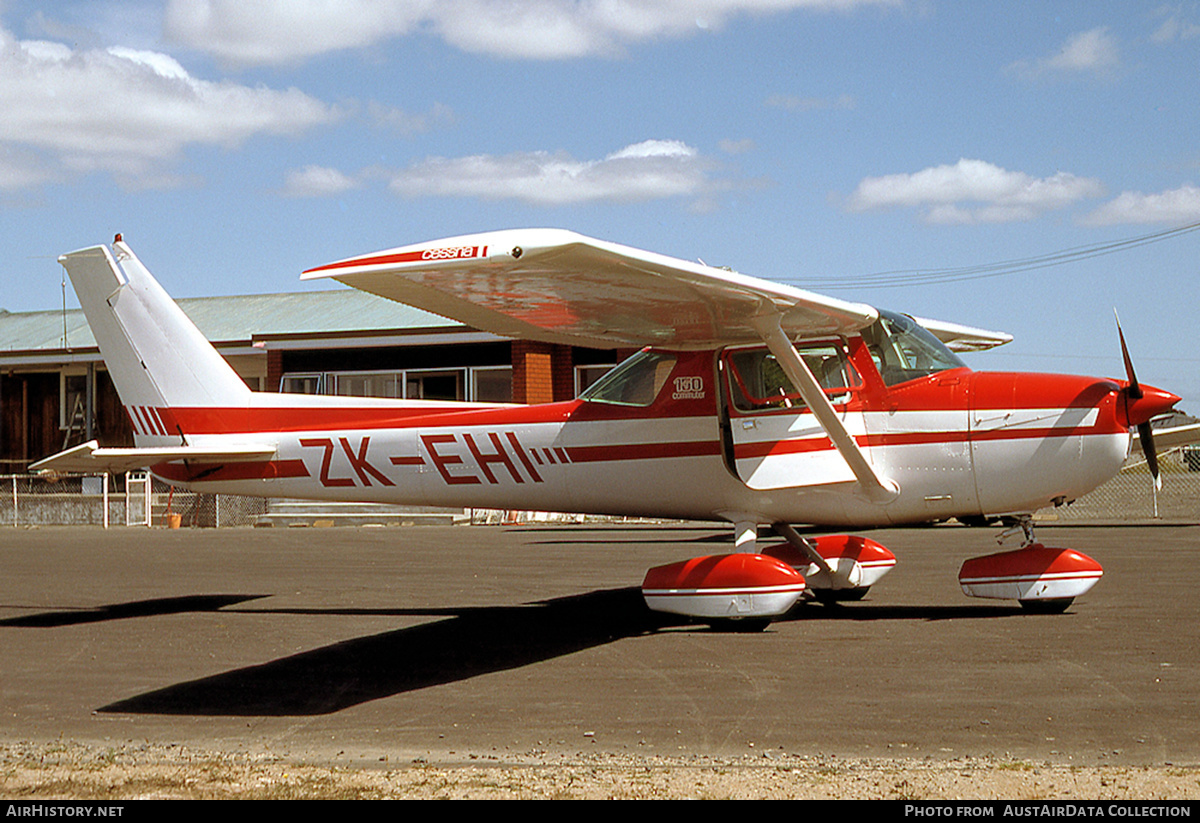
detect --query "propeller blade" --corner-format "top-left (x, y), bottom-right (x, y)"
top-left (1137, 421), bottom-right (1162, 490)
top-left (1114, 309), bottom-right (1142, 399)
top-left (1116, 310), bottom-right (1164, 491)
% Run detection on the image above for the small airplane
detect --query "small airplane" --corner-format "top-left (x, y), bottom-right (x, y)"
top-left (34, 230), bottom-right (1181, 627)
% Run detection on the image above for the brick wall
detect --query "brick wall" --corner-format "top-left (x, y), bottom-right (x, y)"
top-left (512, 340), bottom-right (575, 404)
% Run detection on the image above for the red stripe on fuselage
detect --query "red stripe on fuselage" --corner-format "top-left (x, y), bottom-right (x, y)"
top-left (159, 402), bottom-right (560, 435)
top-left (566, 441), bottom-right (722, 463)
top-left (140, 398), bottom-right (718, 436)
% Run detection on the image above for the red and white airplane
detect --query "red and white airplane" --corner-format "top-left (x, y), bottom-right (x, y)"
top-left (34, 230), bottom-right (1181, 627)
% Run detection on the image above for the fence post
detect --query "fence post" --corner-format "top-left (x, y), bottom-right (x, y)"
top-left (102, 473), bottom-right (109, 529)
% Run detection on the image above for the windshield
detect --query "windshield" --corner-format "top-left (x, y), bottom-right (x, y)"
top-left (862, 310), bottom-right (966, 386)
top-left (579, 349), bottom-right (677, 406)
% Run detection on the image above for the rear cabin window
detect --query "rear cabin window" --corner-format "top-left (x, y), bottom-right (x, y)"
top-left (725, 341), bottom-right (859, 413)
top-left (579, 349), bottom-right (678, 407)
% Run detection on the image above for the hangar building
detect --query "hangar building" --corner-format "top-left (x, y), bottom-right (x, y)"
top-left (0, 290), bottom-right (620, 472)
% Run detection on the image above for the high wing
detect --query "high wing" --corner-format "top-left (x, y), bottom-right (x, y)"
top-left (32, 441), bottom-right (277, 475)
top-left (303, 229), bottom-right (1009, 351)
top-left (303, 228), bottom-right (882, 349)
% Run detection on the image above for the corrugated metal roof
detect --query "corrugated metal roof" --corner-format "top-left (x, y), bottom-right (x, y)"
top-left (0, 290), bottom-right (462, 353)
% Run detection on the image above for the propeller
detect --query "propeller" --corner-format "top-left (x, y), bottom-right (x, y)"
top-left (1115, 311), bottom-right (1170, 490)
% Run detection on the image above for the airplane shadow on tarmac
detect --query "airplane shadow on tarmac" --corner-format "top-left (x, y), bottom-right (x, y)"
top-left (0, 588), bottom-right (1021, 717)
top-left (0, 595), bottom-right (268, 627)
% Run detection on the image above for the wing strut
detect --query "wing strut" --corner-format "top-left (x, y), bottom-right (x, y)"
top-left (751, 314), bottom-right (899, 505)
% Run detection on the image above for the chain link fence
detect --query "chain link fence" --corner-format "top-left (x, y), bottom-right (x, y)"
top-left (0, 473), bottom-right (268, 528)
top-left (1049, 447), bottom-right (1200, 522)
top-left (3, 449), bottom-right (1197, 528)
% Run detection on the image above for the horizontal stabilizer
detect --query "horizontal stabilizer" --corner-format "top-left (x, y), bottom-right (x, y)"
top-left (32, 440), bottom-right (277, 475)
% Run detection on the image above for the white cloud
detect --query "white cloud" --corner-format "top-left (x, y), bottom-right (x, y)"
top-left (846, 158), bottom-right (1105, 223)
top-left (0, 147), bottom-right (55, 191)
top-left (1043, 27), bottom-right (1119, 71)
top-left (1150, 12), bottom-right (1200, 44)
top-left (387, 139), bottom-right (712, 205)
top-left (0, 26), bottom-right (340, 189)
top-left (165, 0), bottom-right (900, 65)
top-left (1008, 27), bottom-right (1119, 78)
top-left (606, 139), bottom-right (696, 160)
top-left (1082, 184), bottom-right (1200, 225)
top-left (281, 165), bottom-right (361, 198)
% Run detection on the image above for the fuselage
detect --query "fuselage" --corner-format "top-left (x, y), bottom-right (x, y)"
top-left (142, 327), bottom-right (1154, 528)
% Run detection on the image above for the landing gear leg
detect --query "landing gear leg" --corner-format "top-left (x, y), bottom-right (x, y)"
top-left (996, 514), bottom-right (1035, 548)
top-left (770, 524), bottom-right (889, 603)
top-left (734, 520), bottom-right (758, 553)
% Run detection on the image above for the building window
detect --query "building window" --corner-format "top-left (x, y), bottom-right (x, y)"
top-left (404, 369), bottom-right (463, 401)
top-left (280, 373), bottom-right (325, 395)
top-left (282, 365), bottom-right (517, 402)
top-left (471, 366), bottom-right (512, 403)
top-left (59, 371), bottom-right (88, 430)
top-left (332, 371), bottom-right (403, 398)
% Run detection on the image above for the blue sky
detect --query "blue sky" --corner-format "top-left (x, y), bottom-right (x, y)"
top-left (3, 1), bottom-right (1199, 409)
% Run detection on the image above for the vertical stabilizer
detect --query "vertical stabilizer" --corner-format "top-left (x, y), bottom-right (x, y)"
top-left (59, 241), bottom-right (251, 442)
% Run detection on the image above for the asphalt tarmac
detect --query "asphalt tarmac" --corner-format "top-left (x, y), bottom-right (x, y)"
top-left (1, 522), bottom-right (1197, 767)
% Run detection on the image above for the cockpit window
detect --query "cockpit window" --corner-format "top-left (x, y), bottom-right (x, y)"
top-left (863, 309), bottom-right (966, 386)
top-left (579, 349), bottom-right (677, 406)
top-left (725, 341), bottom-right (859, 413)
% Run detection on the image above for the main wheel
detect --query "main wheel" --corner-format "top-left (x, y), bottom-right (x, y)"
top-left (1019, 597), bottom-right (1073, 614)
top-left (706, 617), bottom-right (772, 632)
top-left (812, 586), bottom-right (870, 604)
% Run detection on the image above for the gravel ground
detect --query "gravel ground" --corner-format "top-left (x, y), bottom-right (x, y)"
top-left (2, 743), bottom-right (1198, 800)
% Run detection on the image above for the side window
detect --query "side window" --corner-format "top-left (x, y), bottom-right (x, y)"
top-left (725, 342), bottom-right (859, 413)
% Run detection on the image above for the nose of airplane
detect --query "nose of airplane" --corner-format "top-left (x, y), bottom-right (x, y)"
top-left (1116, 383), bottom-right (1181, 429)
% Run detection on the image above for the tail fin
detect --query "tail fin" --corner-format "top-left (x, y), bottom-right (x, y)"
top-left (60, 240), bottom-right (251, 442)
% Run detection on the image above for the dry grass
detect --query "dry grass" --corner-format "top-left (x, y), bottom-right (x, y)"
top-left (2, 742), bottom-right (1198, 800)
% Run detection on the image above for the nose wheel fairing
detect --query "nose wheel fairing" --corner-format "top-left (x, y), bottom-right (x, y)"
top-left (958, 544), bottom-right (1103, 609)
